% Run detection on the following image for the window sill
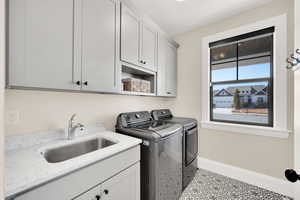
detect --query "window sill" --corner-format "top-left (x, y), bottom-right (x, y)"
top-left (200, 121), bottom-right (291, 138)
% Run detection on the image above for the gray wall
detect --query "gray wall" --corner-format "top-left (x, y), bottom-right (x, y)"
top-left (171, 0), bottom-right (294, 179)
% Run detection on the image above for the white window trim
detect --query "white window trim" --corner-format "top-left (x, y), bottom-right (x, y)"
top-left (201, 14), bottom-right (291, 138)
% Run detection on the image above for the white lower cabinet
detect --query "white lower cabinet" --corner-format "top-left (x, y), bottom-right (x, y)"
top-left (73, 185), bottom-right (102, 200)
top-left (101, 164), bottom-right (140, 200)
top-left (14, 146), bottom-right (140, 200)
top-left (75, 163), bottom-right (140, 200)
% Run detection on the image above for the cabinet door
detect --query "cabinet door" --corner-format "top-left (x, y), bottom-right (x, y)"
top-left (101, 163), bottom-right (140, 200)
top-left (157, 37), bottom-right (177, 97)
top-left (120, 5), bottom-right (140, 66)
top-left (9, 0), bottom-right (76, 90)
top-left (80, 0), bottom-right (119, 93)
top-left (165, 43), bottom-right (177, 97)
top-left (157, 36), bottom-right (167, 96)
top-left (141, 25), bottom-right (157, 71)
top-left (73, 185), bottom-right (102, 200)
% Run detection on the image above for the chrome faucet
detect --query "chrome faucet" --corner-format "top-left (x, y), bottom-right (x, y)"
top-left (67, 114), bottom-right (85, 140)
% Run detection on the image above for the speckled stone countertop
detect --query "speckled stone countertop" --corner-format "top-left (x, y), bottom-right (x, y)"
top-left (5, 124), bottom-right (142, 199)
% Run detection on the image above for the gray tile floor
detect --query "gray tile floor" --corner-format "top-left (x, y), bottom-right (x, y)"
top-left (180, 169), bottom-right (293, 200)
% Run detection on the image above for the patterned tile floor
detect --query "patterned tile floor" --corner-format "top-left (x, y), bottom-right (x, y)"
top-left (180, 169), bottom-right (293, 200)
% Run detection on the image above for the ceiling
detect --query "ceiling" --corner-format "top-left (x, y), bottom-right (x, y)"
top-left (129, 0), bottom-right (273, 36)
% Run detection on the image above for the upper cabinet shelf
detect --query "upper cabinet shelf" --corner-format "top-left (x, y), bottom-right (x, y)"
top-left (7, 0), bottom-right (178, 97)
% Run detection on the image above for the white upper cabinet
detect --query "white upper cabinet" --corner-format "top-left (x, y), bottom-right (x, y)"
top-left (9, 0), bottom-right (120, 93)
top-left (9, 0), bottom-right (75, 90)
top-left (141, 25), bottom-right (157, 71)
top-left (8, 0), bottom-right (177, 97)
top-left (165, 43), bottom-right (177, 96)
top-left (120, 5), bottom-right (140, 67)
top-left (121, 5), bottom-right (157, 72)
top-left (79, 0), bottom-right (119, 93)
top-left (157, 37), bottom-right (167, 96)
top-left (157, 36), bottom-right (177, 97)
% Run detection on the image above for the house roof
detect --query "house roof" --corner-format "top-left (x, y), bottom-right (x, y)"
top-left (214, 85), bottom-right (268, 97)
top-left (214, 88), bottom-right (232, 97)
top-left (213, 89), bottom-right (220, 96)
top-left (256, 90), bottom-right (267, 95)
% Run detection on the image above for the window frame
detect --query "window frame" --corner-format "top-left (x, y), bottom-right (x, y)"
top-left (201, 14), bottom-right (291, 138)
top-left (209, 29), bottom-right (274, 127)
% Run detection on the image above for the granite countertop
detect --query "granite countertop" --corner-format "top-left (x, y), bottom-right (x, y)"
top-left (5, 125), bottom-right (142, 199)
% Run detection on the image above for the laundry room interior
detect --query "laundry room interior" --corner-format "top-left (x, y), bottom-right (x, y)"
top-left (1, 0), bottom-right (300, 199)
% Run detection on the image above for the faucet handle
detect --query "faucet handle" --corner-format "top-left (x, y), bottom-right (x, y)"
top-left (70, 114), bottom-right (77, 121)
top-left (78, 123), bottom-right (85, 131)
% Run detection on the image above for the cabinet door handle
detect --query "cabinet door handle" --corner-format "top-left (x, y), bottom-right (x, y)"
top-left (104, 189), bottom-right (109, 195)
top-left (167, 92), bottom-right (171, 94)
top-left (83, 81), bottom-right (88, 86)
top-left (95, 195), bottom-right (101, 200)
top-left (143, 61), bottom-right (146, 64)
top-left (140, 60), bottom-right (144, 64)
top-left (75, 81), bottom-right (81, 86)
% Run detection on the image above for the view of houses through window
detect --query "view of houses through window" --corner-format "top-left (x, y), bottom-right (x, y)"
top-left (209, 27), bottom-right (274, 126)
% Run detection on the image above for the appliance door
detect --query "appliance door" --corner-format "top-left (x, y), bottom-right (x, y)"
top-left (158, 132), bottom-right (182, 200)
top-left (185, 126), bottom-right (198, 166)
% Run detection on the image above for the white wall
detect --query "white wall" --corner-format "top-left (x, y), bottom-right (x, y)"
top-left (294, 0), bottom-right (300, 197)
top-left (172, 0), bottom-right (294, 179)
top-left (0, 0), bottom-right (5, 198)
top-left (295, 0), bottom-right (300, 169)
top-left (5, 90), bottom-right (175, 135)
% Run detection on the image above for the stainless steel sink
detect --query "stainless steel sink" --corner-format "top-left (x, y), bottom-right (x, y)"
top-left (42, 138), bottom-right (116, 163)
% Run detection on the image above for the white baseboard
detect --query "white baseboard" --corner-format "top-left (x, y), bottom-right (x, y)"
top-left (198, 157), bottom-right (295, 198)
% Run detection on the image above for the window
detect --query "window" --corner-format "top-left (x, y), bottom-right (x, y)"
top-left (209, 27), bottom-right (274, 127)
top-left (201, 15), bottom-right (290, 138)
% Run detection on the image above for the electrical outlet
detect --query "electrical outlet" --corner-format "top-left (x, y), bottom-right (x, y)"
top-left (6, 110), bottom-right (20, 125)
